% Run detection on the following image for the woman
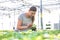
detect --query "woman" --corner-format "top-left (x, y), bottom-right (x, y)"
top-left (17, 6), bottom-right (37, 31)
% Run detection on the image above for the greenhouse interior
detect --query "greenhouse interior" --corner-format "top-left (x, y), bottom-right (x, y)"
top-left (0, 0), bottom-right (60, 40)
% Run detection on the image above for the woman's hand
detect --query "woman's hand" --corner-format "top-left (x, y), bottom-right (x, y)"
top-left (27, 23), bottom-right (33, 28)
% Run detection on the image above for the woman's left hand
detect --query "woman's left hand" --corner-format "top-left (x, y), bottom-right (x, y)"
top-left (27, 23), bottom-right (33, 28)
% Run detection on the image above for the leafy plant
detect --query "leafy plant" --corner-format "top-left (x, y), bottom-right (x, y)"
top-left (31, 24), bottom-right (36, 31)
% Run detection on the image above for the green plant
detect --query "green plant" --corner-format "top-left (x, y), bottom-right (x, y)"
top-left (31, 24), bottom-right (36, 31)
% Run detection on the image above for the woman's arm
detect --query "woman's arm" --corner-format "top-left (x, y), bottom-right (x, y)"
top-left (17, 19), bottom-right (28, 30)
top-left (17, 19), bottom-right (33, 30)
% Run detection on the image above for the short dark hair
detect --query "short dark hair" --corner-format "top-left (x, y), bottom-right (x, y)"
top-left (29, 6), bottom-right (37, 11)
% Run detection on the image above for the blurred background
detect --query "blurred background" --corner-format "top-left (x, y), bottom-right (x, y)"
top-left (0, 0), bottom-right (60, 30)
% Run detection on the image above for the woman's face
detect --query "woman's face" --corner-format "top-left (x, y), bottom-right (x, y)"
top-left (28, 11), bottom-right (36, 17)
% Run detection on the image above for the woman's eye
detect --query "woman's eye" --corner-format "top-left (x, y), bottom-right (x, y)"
top-left (32, 13), bottom-right (34, 14)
